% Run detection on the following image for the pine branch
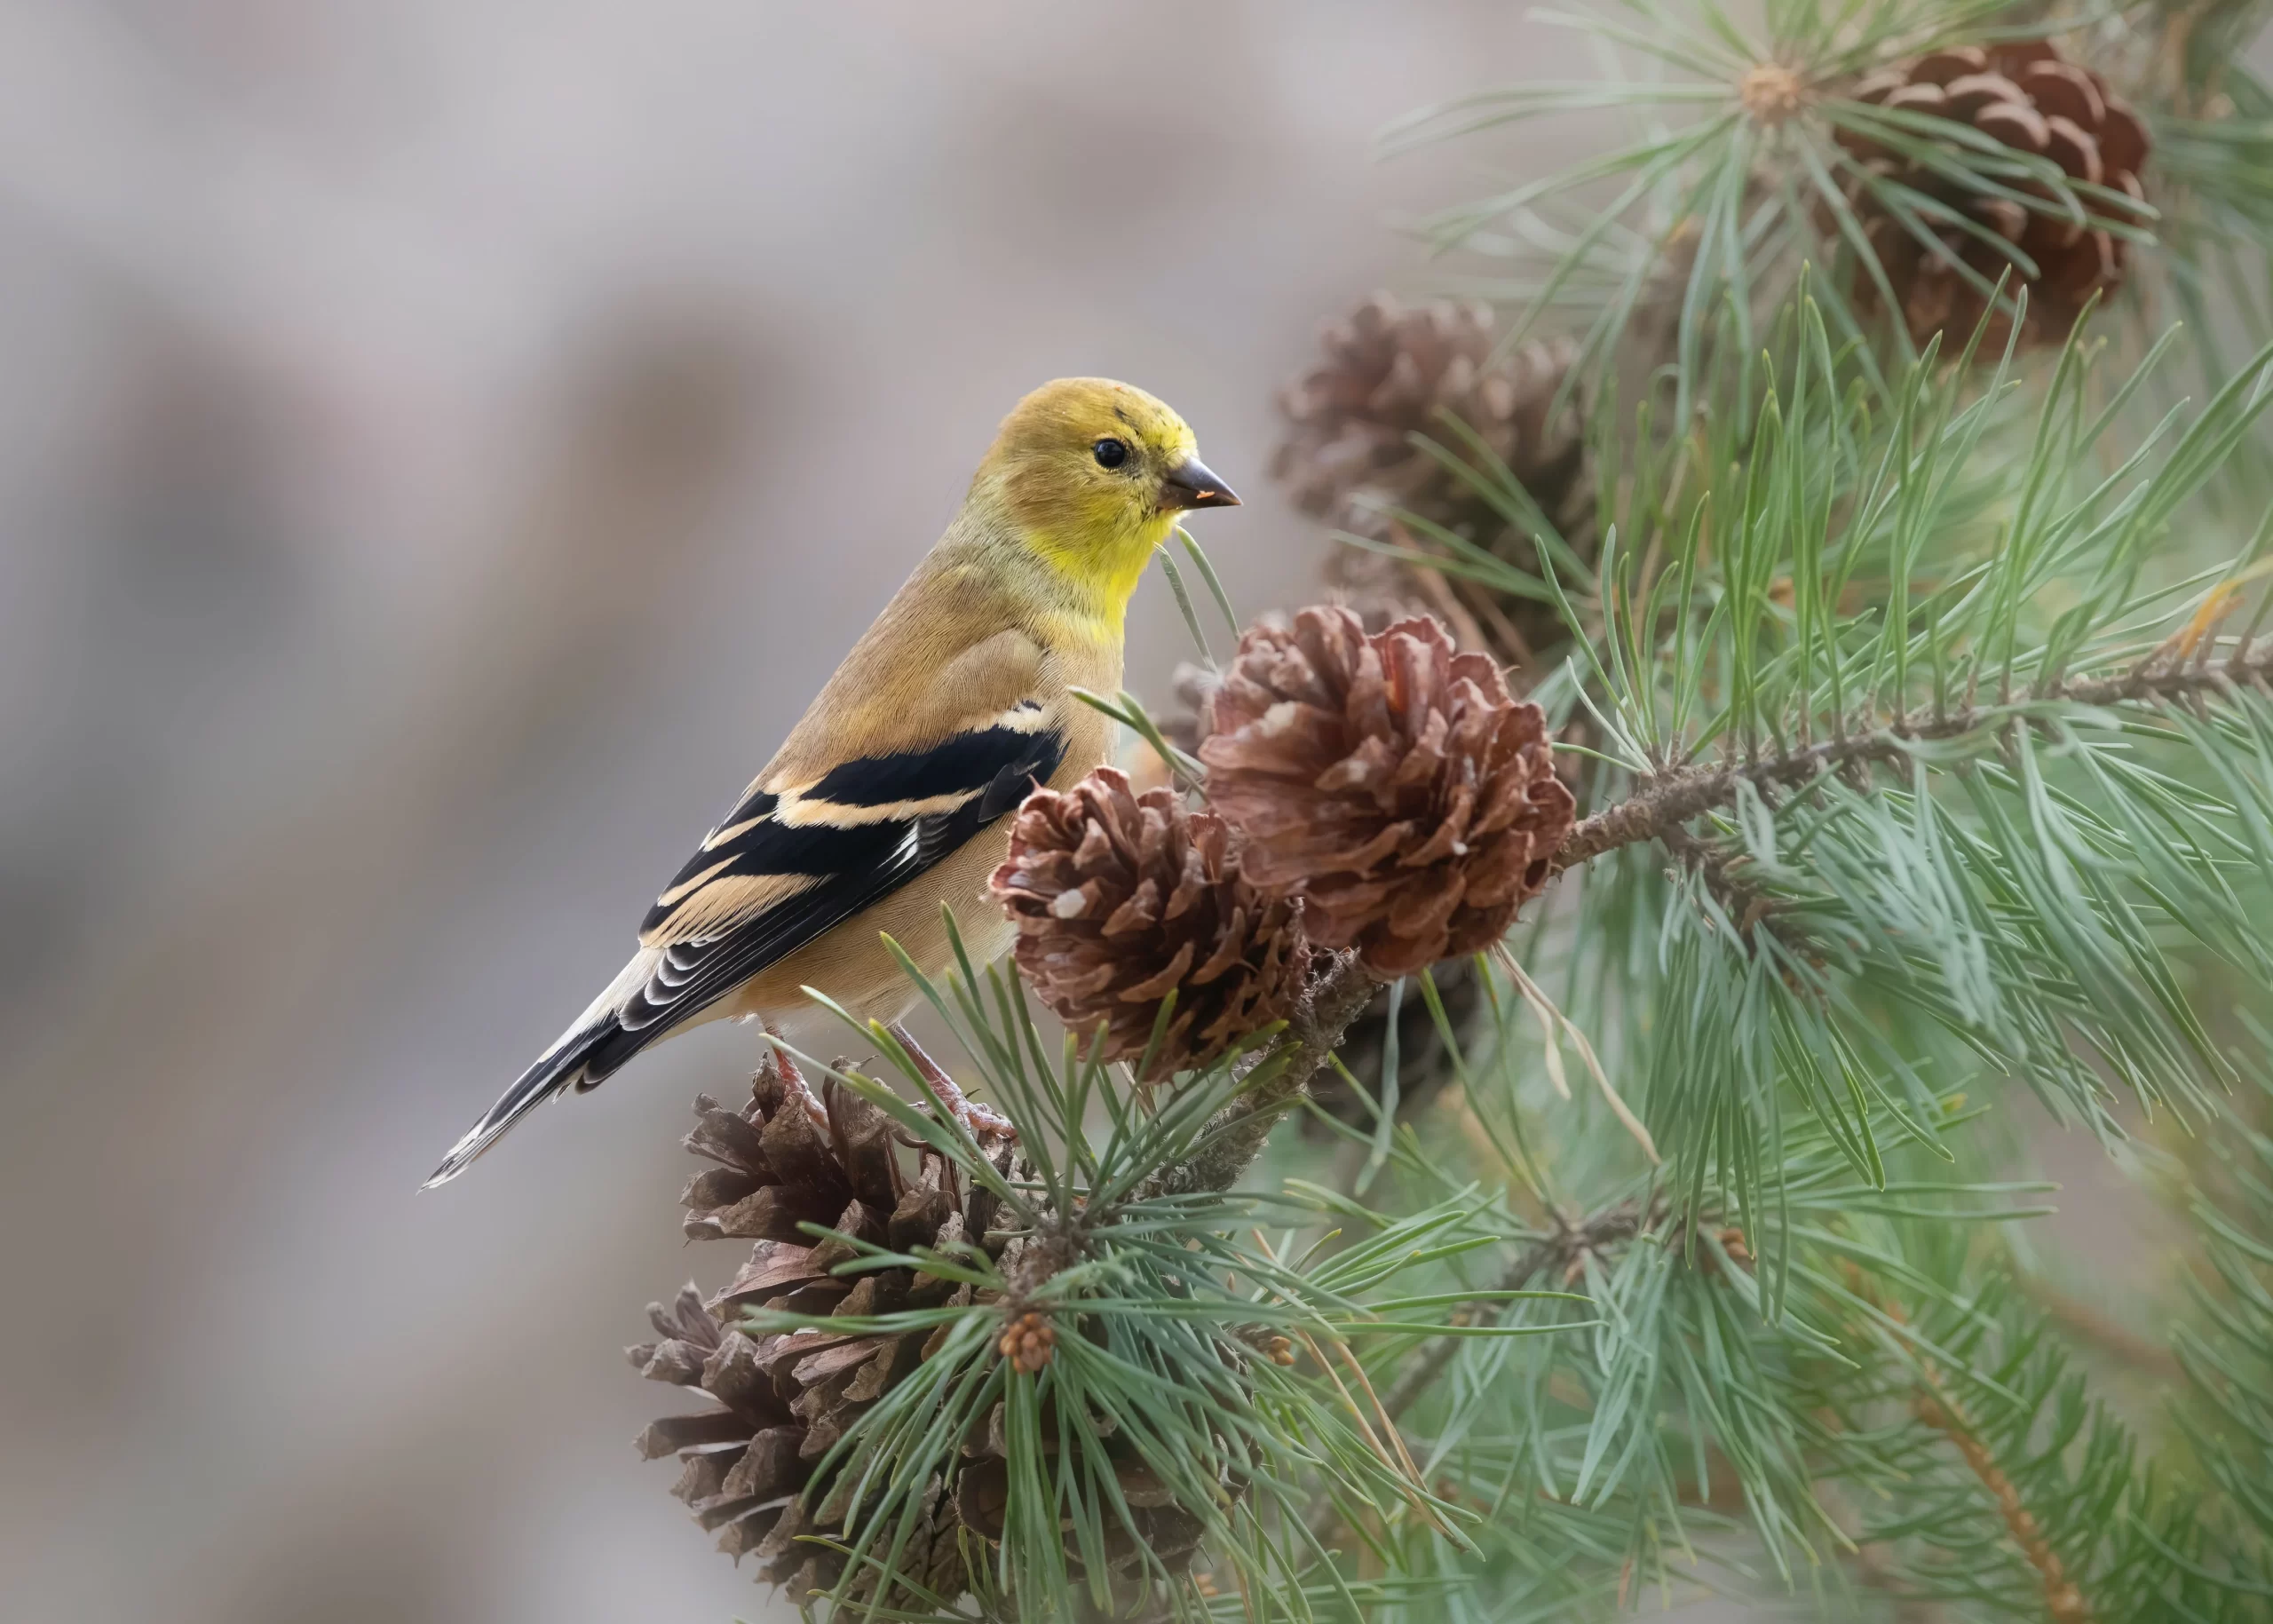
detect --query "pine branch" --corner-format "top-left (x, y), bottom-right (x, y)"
top-left (1909, 1374), bottom-right (2095, 1624)
top-left (1658, 824), bottom-right (1806, 951)
top-left (1552, 641), bottom-right (2273, 873)
top-left (1842, 1265), bottom-right (2102, 1624)
top-left (1145, 952), bottom-right (1380, 1199)
top-left (1377, 1198), bottom-right (1651, 1422)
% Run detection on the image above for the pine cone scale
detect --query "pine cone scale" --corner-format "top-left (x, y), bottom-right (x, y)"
top-left (692, 1183), bottom-right (840, 1243)
top-left (716, 1240), bottom-right (821, 1302)
top-left (703, 1334), bottom-right (788, 1423)
top-left (1102, 877), bottom-right (1164, 935)
top-left (1119, 939), bottom-right (1198, 1002)
top-left (791, 1335), bottom-right (891, 1388)
top-left (685, 1103), bottom-right (772, 1178)
top-left (634, 1339), bottom-right (710, 1385)
top-left (638, 1410), bottom-right (751, 1460)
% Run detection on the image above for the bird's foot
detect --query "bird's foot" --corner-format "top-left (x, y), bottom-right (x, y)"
top-left (885, 1022), bottom-right (1018, 1145)
top-left (760, 1022), bottom-right (830, 1130)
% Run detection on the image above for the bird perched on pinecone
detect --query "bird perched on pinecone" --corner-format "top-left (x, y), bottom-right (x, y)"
top-left (425, 378), bottom-right (1239, 1187)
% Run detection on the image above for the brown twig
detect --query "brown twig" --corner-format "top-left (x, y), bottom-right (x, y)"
top-left (1658, 823), bottom-right (1806, 953)
top-left (1911, 1377), bottom-right (2093, 1624)
top-left (2018, 1274), bottom-right (2184, 1382)
top-left (1847, 1266), bottom-right (2096, 1624)
top-left (1378, 1199), bottom-right (1650, 1422)
top-left (1549, 644), bottom-right (2273, 875)
top-left (1144, 951), bottom-right (1379, 1200)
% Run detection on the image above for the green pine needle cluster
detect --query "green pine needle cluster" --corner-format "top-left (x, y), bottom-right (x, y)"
top-left (757, 940), bottom-right (1580, 1621)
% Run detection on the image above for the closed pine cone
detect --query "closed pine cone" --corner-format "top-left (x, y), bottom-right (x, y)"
top-left (631, 1047), bottom-right (1011, 1604)
top-left (1275, 293), bottom-right (1592, 665)
top-left (991, 765), bottom-right (1310, 1079)
top-left (1834, 39), bottom-right (2148, 347)
top-left (1200, 609), bottom-right (1576, 978)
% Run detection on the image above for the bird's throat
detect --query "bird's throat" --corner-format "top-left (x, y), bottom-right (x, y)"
top-left (1023, 513), bottom-right (1172, 624)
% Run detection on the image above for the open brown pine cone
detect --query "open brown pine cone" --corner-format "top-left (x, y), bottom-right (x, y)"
top-left (1200, 608), bottom-right (1576, 978)
top-left (634, 1045), bottom-right (1213, 1607)
top-left (1275, 293), bottom-right (1595, 668)
top-left (991, 764), bottom-right (1310, 1079)
top-left (1164, 659), bottom-right (1493, 1130)
top-left (1833, 39), bottom-right (2149, 348)
top-left (630, 1046), bottom-right (1007, 1603)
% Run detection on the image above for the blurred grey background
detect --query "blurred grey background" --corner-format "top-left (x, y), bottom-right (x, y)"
top-left (0, 4), bottom-right (1617, 1620)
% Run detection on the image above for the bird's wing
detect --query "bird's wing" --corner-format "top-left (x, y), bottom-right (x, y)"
top-left (424, 591), bottom-right (1071, 1190)
top-left (618, 625), bottom-right (1064, 1037)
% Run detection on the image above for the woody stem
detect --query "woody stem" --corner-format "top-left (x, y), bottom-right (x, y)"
top-left (1548, 644), bottom-right (2273, 873)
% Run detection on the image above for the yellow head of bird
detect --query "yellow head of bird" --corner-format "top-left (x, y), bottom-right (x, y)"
top-left (976, 377), bottom-right (1238, 611)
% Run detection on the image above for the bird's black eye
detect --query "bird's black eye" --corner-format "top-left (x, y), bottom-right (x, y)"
top-left (1092, 437), bottom-right (1129, 470)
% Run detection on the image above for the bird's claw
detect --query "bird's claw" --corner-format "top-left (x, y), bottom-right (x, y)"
top-left (760, 1022), bottom-right (831, 1130)
top-left (885, 1022), bottom-right (1018, 1144)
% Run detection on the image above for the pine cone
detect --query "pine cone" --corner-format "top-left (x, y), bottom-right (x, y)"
top-left (1200, 609), bottom-right (1576, 978)
top-left (1834, 40), bottom-right (2149, 347)
top-left (1274, 294), bottom-right (1593, 666)
top-left (1275, 294), bottom-right (1589, 543)
top-left (638, 1048), bottom-right (1223, 1608)
top-left (991, 766), bottom-right (1310, 1079)
top-left (633, 1048), bottom-right (1008, 1605)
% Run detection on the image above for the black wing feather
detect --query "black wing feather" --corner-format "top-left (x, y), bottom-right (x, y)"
top-left (614, 722), bottom-right (1066, 1043)
top-left (806, 717), bottom-right (1052, 806)
top-left (642, 810), bottom-right (896, 936)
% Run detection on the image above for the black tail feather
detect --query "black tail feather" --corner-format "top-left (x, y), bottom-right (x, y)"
top-left (423, 1018), bottom-right (628, 1188)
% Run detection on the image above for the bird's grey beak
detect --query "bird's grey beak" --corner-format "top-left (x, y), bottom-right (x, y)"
top-left (1160, 456), bottom-right (1240, 511)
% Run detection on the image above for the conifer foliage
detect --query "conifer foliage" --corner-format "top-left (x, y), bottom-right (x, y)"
top-left (628, 3), bottom-right (2273, 1617)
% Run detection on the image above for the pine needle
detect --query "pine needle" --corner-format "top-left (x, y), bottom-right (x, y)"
top-left (1495, 942), bottom-right (1662, 1163)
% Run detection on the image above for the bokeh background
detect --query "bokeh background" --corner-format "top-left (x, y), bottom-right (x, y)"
top-left (2, 5), bottom-right (2245, 1622)
top-left (0, 4), bottom-right (1596, 1621)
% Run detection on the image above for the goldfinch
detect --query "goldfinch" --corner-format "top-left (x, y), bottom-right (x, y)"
top-left (425, 378), bottom-right (1238, 1186)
